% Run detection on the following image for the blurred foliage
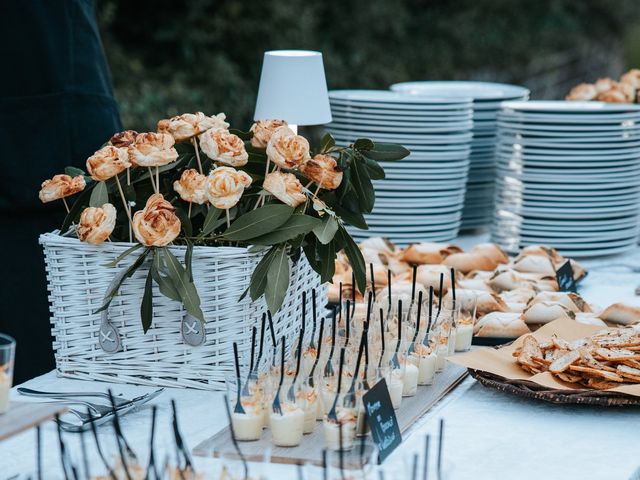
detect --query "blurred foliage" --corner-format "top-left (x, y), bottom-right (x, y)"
top-left (98, 0), bottom-right (640, 130)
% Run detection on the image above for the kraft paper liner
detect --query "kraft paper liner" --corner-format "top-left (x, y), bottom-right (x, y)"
top-left (449, 318), bottom-right (640, 398)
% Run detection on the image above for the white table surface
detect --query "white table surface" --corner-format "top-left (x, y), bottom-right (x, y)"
top-left (4, 234), bottom-right (640, 479)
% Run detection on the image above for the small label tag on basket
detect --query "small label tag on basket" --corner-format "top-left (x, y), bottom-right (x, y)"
top-left (99, 318), bottom-right (121, 353)
top-left (556, 261), bottom-right (577, 293)
top-left (181, 314), bottom-right (206, 346)
top-left (363, 378), bottom-right (401, 463)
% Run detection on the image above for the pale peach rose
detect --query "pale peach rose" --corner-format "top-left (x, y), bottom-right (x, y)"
top-left (266, 126), bottom-right (311, 169)
top-left (250, 119), bottom-right (288, 148)
top-left (132, 193), bottom-right (181, 246)
top-left (596, 82), bottom-right (635, 103)
top-left (108, 130), bottom-right (138, 147)
top-left (157, 112), bottom-right (229, 142)
top-left (300, 154), bottom-right (343, 190)
top-left (128, 132), bottom-right (179, 167)
top-left (77, 203), bottom-right (117, 244)
top-left (199, 129), bottom-right (249, 167)
top-left (205, 166), bottom-right (252, 209)
top-left (39, 174), bottom-right (86, 203)
top-left (173, 168), bottom-right (208, 204)
top-left (263, 171), bottom-right (306, 207)
top-left (594, 77), bottom-right (616, 93)
top-left (86, 146), bottom-right (131, 181)
top-left (565, 83), bottom-right (597, 101)
top-left (621, 69), bottom-right (640, 89)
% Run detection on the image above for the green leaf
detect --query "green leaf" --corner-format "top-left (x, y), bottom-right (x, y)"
top-left (65, 166), bottom-right (86, 177)
top-left (338, 228), bottom-right (366, 294)
top-left (363, 143), bottom-right (410, 161)
top-left (123, 184), bottom-right (136, 203)
top-left (94, 249), bottom-right (150, 313)
top-left (302, 238), bottom-right (321, 273)
top-left (250, 247), bottom-right (278, 301)
top-left (104, 243), bottom-right (143, 268)
top-left (223, 204), bottom-right (293, 241)
top-left (265, 247), bottom-right (290, 313)
top-left (141, 267), bottom-right (154, 333)
top-left (312, 215), bottom-right (339, 245)
top-left (185, 239), bottom-right (194, 282)
top-left (250, 214), bottom-right (321, 246)
top-left (151, 250), bottom-right (181, 302)
top-left (200, 207), bottom-right (223, 237)
top-left (320, 133), bottom-right (336, 153)
top-left (229, 128), bottom-right (253, 141)
top-left (353, 138), bottom-right (374, 151)
top-left (316, 240), bottom-right (336, 283)
top-left (333, 203), bottom-right (368, 230)
top-left (362, 157), bottom-right (385, 180)
top-left (175, 207), bottom-right (193, 237)
top-left (350, 156), bottom-right (375, 213)
top-left (163, 248), bottom-right (205, 322)
top-left (89, 181), bottom-right (109, 208)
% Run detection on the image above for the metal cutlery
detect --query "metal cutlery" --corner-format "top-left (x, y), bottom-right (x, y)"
top-left (18, 387), bottom-right (131, 406)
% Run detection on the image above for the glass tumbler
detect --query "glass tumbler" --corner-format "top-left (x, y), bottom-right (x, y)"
top-left (0, 334), bottom-right (16, 414)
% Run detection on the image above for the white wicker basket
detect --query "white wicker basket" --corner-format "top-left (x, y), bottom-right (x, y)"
top-left (40, 232), bottom-right (326, 391)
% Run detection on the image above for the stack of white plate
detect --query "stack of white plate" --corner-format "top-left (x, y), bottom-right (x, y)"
top-left (492, 100), bottom-right (640, 257)
top-left (326, 90), bottom-right (474, 244)
top-left (389, 81), bottom-right (530, 230)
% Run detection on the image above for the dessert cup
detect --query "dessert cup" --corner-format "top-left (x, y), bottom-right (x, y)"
top-left (0, 334), bottom-right (15, 414)
top-left (323, 401), bottom-right (358, 451)
top-left (269, 400), bottom-right (305, 447)
top-left (225, 374), bottom-right (264, 441)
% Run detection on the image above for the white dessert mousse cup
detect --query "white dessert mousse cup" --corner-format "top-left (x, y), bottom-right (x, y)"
top-left (225, 374), bottom-right (263, 441)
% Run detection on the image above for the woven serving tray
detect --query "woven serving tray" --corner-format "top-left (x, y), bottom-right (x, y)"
top-left (469, 369), bottom-right (640, 407)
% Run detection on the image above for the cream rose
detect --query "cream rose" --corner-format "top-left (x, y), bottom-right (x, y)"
top-left (173, 168), bottom-right (208, 204)
top-left (263, 171), bottom-right (306, 207)
top-left (205, 166), bottom-right (252, 210)
top-left (39, 174), bottom-right (86, 203)
top-left (300, 154), bottom-right (343, 190)
top-left (128, 132), bottom-right (179, 168)
top-left (77, 203), bottom-right (117, 244)
top-left (621, 69), bottom-right (640, 89)
top-left (157, 112), bottom-right (229, 142)
top-left (87, 145), bottom-right (131, 181)
top-left (266, 126), bottom-right (311, 169)
top-left (565, 83), bottom-right (597, 101)
top-left (250, 119), bottom-right (288, 148)
top-left (132, 193), bottom-right (181, 246)
top-left (199, 129), bottom-right (249, 167)
top-left (108, 130), bottom-right (138, 147)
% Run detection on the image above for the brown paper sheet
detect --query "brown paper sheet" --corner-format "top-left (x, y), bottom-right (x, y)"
top-left (449, 318), bottom-right (640, 397)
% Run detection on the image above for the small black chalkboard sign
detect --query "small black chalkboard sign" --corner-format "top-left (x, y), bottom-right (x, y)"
top-left (363, 378), bottom-right (402, 462)
top-left (556, 260), bottom-right (577, 293)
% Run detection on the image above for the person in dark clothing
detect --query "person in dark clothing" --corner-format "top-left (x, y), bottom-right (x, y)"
top-left (0, 1), bottom-right (122, 383)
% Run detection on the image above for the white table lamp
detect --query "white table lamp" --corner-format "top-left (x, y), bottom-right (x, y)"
top-left (254, 50), bottom-right (332, 131)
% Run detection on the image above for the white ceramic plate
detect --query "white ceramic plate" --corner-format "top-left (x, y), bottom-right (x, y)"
top-left (501, 100), bottom-right (640, 113)
top-left (390, 81), bottom-right (530, 100)
top-left (328, 122), bottom-right (473, 134)
top-left (329, 89), bottom-right (473, 104)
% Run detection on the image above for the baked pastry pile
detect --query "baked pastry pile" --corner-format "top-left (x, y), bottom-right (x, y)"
top-left (329, 238), bottom-right (640, 338)
top-left (566, 69), bottom-right (640, 103)
top-left (514, 326), bottom-right (640, 389)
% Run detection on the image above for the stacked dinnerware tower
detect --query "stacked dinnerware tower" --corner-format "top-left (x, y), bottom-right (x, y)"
top-left (390, 81), bottom-right (530, 230)
top-left (326, 90), bottom-right (474, 245)
top-left (492, 100), bottom-right (640, 257)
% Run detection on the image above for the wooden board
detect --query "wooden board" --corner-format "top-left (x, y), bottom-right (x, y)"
top-left (193, 363), bottom-right (468, 465)
top-left (0, 401), bottom-right (67, 442)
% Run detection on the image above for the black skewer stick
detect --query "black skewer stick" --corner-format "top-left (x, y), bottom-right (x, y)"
top-left (55, 414), bottom-right (71, 480)
top-left (345, 299), bottom-right (351, 347)
top-left (450, 267), bottom-right (456, 312)
top-left (288, 299), bottom-right (306, 402)
top-left (79, 422), bottom-right (90, 480)
top-left (346, 330), bottom-right (366, 403)
top-left (338, 282), bottom-right (343, 325)
top-left (324, 307), bottom-right (337, 377)
top-left (310, 289), bottom-right (318, 349)
top-left (422, 434), bottom-right (430, 480)
top-left (242, 326), bottom-right (257, 396)
top-left (223, 394), bottom-right (249, 480)
top-left (145, 407), bottom-right (160, 480)
top-left (424, 286), bottom-right (434, 346)
top-left (351, 271), bottom-right (356, 316)
top-left (411, 453), bottom-right (419, 480)
top-left (272, 337), bottom-right (286, 415)
top-left (108, 390), bottom-right (134, 480)
top-left (411, 264), bottom-right (418, 305)
top-left (328, 348), bottom-right (346, 421)
top-left (171, 400), bottom-right (194, 472)
top-left (232, 343), bottom-right (245, 414)
top-left (87, 409), bottom-right (116, 480)
top-left (322, 449), bottom-right (328, 480)
top-left (437, 273), bottom-right (444, 315)
top-left (378, 308), bottom-right (386, 369)
top-left (308, 317), bottom-right (325, 388)
top-left (391, 299), bottom-right (403, 368)
top-left (363, 291), bottom-right (373, 388)
top-left (267, 311), bottom-right (277, 367)
top-left (437, 419), bottom-right (444, 480)
top-left (36, 426), bottom-right (42, 480)
top-left (369, 263), bottom-right (376, 301)
top-left (387, 270), bottom-right (392, 310)
top-left (409, 290), bottom-right (424, 355)
top-left (256, 313), bottom-right (267, 372)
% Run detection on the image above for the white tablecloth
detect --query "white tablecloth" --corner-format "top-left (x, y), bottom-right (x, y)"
top-left (4, 234), bottom-right (640, 479)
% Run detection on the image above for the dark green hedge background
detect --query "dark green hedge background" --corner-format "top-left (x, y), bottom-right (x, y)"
top-left (98, 0), bottom-right (640, 131)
